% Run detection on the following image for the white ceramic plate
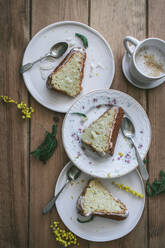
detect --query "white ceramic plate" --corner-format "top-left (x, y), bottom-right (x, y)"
top-left (22, 21), bottom-right (115, 113)
top-left (55, 161), bottom-right (145, 242)
top-left (62, 89), bottom-right (151, 178)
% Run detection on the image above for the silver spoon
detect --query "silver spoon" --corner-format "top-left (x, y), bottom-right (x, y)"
top-left (42, 162), bottom-right (81, 215)
top-left (19, 42), bottom-right (68, 74)
top-left (121, 116), bottom-right (149, 181)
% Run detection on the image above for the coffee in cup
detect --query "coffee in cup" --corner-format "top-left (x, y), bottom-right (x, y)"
top-left (123, 36), bottom-right (165, 84)
top-left (135, 46), bottom-right (165, 77)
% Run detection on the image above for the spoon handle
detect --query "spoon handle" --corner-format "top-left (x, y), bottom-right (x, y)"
top-left (42, 179), bottom-right (70, 215)
top-left (19, 54), bottom-right (50, 74)
top-left (131, 140), bottom-right (149, 181)
top-left (19, 63), bottom-right (34, 73)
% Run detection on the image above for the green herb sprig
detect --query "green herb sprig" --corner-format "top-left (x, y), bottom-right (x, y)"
top-left (143, 159), bottom-right (147, 164)
top-left (71, 112), bottom-right (87, 118)
top-left (31, 125), bottom-right (58, 164)
top-left (146, 170), bottom-right (165, 197)
top-left (75, 33), bottom-right (88, 48)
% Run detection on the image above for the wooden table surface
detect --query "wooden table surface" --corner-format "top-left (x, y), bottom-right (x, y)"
top-left (1, 0), bottom-right (165, 247)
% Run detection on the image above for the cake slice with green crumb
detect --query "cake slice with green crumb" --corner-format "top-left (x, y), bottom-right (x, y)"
top-left (47, 47), bottom-right (86, 97)
top-left (81, 106), bottom-right (124, 156)
top-left (77, 179), bottom-right (128, 220)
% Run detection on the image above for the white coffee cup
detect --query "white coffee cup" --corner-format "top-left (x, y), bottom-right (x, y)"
top-left (123, 36), bottom-right (165, 83)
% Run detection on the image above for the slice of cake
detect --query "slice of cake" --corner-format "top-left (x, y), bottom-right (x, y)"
top-left (77, 179), bottom-right (128, 220)
top-left (81, 106), bottom-right (124, 156)
top-left (47, 47), bottom-right (86, 97)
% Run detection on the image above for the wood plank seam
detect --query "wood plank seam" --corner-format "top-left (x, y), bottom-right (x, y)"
top-left (146, 0), bottom-right (149, 38)
top-left (27, 0), bottom-right (32, 247)
top-left (88, 0), bottom-right (91, 26)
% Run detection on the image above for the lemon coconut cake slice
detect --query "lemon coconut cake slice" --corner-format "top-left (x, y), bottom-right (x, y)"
top-left (47, 47), bottom-right (86, 97)
top-left (81, 106), bottom-right (124, 156)
top-left (77, 179), bottom-right (128, 220)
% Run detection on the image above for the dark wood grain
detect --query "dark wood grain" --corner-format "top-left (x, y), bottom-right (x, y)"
top-left (0, 0), bottom-right (29, 247)
top-left (148, 1), bottom-right (165, 248)
top-left (90, 0), bottom-right (147, 247)
top-left (29, 1), bottom-right (88, 248)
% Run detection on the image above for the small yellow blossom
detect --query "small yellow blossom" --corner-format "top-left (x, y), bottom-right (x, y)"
top-left (0, 95), bottom-right (17, 104)
top-left (112, 181), bottom-right (144, 198)
top-left (50, 221), bottom-right (79, 247)
top-left (118, 152), bottom-right (124, 157)
top-left (0, 95), bottom-right (34, 119)
top-left (107, 172), bottom-right (111, 178)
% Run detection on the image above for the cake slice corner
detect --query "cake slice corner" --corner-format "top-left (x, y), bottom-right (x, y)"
top-left (77, 179), bottom-right (128, 220)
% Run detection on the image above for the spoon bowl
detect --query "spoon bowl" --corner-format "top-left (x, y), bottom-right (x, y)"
top-left (19, 42), bottom-right (68, 74)
top-left (121, 116), bottom-right (135, 139)
top-left (42, 162), bottom-right (81, 215)
top-left (50, 42), bottom-right (68, 58)
top-left (121, 116), bottom-right (149, 181)
top-left (67, 165), bottom-right (81, 181)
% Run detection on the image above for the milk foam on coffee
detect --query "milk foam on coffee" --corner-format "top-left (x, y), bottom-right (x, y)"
top-left (135, 46), bottom-right (165, 77)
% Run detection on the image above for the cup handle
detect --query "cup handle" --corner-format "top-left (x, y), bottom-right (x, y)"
top-left (123, 36), bottom-right (140, 56)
